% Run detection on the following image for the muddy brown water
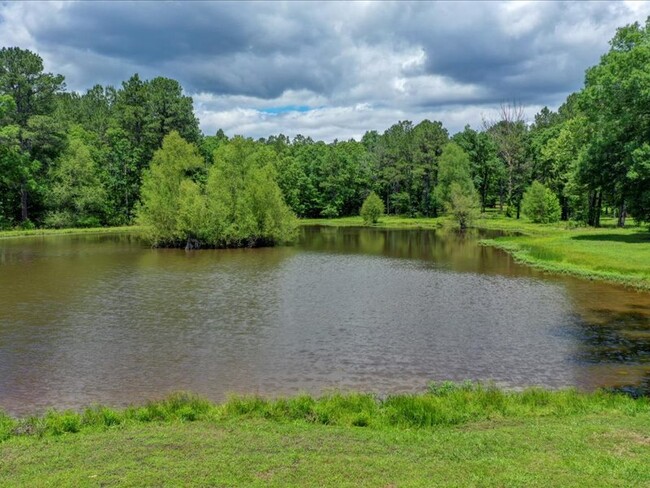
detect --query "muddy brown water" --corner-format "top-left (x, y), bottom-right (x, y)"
top-left (0, 226), bottom-right (648, 416)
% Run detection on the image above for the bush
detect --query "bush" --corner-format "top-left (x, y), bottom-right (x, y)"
top-left (522, 181), bottom-right (561, 223)
top-left (360, 191), bottom-right (384, 224)
top-left (446, 183), bottom-right (479, 230)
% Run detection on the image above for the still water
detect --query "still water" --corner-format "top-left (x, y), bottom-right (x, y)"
top-left (0, 226), bottom-right (649, 415)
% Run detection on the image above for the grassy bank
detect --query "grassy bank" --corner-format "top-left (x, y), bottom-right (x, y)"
top-left (302, 215), bottom-right (447, 229)
top-left (0, 225), bottom-right (140, 239)
top-left (1, 386), bottom-right (649, 486)
top-left (303, 214), bottom-right (650, 290)
top-left (476, 214), bottom-right (650, 290)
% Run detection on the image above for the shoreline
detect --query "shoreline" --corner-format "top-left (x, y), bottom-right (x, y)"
top-left (1, 215), bottom-right (649, 290)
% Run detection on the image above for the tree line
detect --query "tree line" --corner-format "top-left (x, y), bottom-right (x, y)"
top-left (1, 18), bottom-right (649, 232)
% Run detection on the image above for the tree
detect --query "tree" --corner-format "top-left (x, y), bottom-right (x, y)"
top-left (360, 191), bottom-right (384, 224)
top-left (577, 19), bottom-right (650, 226)
top-left (0, 47), bottom-right (65, 126)
top-left (447, 182), bottom-right (479, 230)
top-left (521, 181), bottom-right (561, 223)
top-left (45, 127), bottom-right (107, 227)
top-left (136, 131), bottom-right (205, 246)
top-left (435, 143), bottom-right (480, 229)
top-left (485, 103), bottom-right (531, 218)
top-left (137, 133), bottom-right (297, 248)
top-left (453, 125), bottom-right (502, 212)
top-left (0, 47), bottom-right (65, 222)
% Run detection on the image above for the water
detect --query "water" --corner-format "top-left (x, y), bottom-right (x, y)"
top-left (0, 226), bottom-right (648, 416)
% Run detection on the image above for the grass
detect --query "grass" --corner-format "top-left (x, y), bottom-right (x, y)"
top-left (475, 212), bottom-right (650, 290)
top-left (301, 215), bottom-right (447, 230)
top-left (0, 225), bottom-right (140, 239)
top-left (303, 212), bottom-right (650, 290)
top-left (1, 386), bottom-right (649, 486)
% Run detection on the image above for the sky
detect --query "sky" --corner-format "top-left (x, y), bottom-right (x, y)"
top-left (1, 1), bottom-right (648, 141)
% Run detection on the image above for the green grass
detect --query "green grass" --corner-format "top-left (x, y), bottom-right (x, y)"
top-left (1, 387), bottom-right (649, 486)
top-left (0, 225), bottom-right (141, 239)
top-left (301, 215), bottom-right (447, 230)
top-left (475, 213), bottom-right (650, 290)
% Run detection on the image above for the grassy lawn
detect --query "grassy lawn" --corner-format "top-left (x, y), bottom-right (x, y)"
top-left (1, 389), bottom-right (649, 487)
top-left (475, 213), bottom-right (650, 290)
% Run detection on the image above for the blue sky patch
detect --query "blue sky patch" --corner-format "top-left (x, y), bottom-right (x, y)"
top-left (260, 105), bottom-right (313, 115)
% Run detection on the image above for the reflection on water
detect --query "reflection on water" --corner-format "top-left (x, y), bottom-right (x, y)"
top-left (0, 226), bottom-right (648, 415)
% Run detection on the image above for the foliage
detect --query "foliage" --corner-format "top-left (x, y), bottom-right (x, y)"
top-left (521, 181), bottom-right (562, 223)
top-left (360, 191), bottom-right (384, 224)
top-left (436, 143), bottom-right (480, 229)
top-left (136, 131), bottom-right (205, 246)
top-left (45, 127), bottom-right (107, 227)
top-left (137, 133), bottom-right (297, 248)
top-left (446, 182), bottom-right (479, 230)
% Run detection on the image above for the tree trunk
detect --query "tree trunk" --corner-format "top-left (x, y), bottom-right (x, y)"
top-left (560, 196), bottom-right (569, 221)
top-left (595, 191), bottom-right (602, 227)
top-left (617, 200), bottom-right (626, 227)
top-left (20, 185), bottom-right (28, 222)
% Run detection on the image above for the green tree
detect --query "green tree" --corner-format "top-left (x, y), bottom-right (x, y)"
top-left (435, 143), bottom-right (479, 229)
top-left (453, 125), bottom-right (502, 212)
top-left (45, 127), bottom-right (107, 227)
top-left (138, 133), bottom-right (296, 248)
top-left (577, 19), bottom-right (650, 226)
top-left (136, 131), bottom-right (205, 246)
top-left (0, 47), bottom-right (65, 222)
top-left (447, 182), bottom-right (479, 230)
top-left (205, 137), bottom-right (297, 247)
top-left (360, 191), bottom-right (384, 224)
top-left (521, 181), bottom-right (561, 223)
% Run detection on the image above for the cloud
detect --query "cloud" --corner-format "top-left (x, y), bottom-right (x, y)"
top-left (1, 1), bottom-right (648, 140)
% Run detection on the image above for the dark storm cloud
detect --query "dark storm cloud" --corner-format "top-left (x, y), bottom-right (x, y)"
top-left (23, 1), bottom-right (340, 95)
top-left (1, 1), bottom-right (647, 138)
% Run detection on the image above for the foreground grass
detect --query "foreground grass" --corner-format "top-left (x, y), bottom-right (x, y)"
top-left (304, 213), bottom-right (650, 289)
top-left (1, 387), bottom-right (649, 486)
top-left (0, 225), bottom-right (140, 239)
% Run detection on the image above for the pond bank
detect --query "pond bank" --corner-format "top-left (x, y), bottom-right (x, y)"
top-left (1, 388), bottom-right (649, 486)
top-left (0, 225), bottom-right (139, 239)
top-left (302, 215), bottom-right (650, 290)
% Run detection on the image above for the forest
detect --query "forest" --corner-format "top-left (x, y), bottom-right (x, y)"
top-left (1, 19), bottom-right (649, 234)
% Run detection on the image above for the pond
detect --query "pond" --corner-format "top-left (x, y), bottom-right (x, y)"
top-left (0, 226), bottom-right (649, 415)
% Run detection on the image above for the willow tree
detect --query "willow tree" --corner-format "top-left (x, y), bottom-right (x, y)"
top-left (435, 142), bottom-right (479, 230)
top-left (137, 132), bottom-right (296, 248)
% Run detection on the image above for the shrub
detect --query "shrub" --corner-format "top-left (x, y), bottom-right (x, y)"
top-left (522, 181), bottom-right (561, 223)
top-left (360, 191), bottom-right (384, 224)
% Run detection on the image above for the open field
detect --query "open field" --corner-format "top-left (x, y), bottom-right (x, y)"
top-left (1, 388), bottom-right (649, 487)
